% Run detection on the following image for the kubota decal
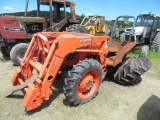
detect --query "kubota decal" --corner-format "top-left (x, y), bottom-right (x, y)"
top-left (80, 38), bottom-right (92, 43)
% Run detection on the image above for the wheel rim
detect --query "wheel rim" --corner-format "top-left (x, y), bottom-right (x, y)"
top-left (77, 69), bottom-right (100, 99)
top-left (18, 50), bottom-right (26, 60)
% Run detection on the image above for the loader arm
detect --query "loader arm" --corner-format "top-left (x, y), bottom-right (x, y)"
top-left (9, 32), bottom-right (109, 111)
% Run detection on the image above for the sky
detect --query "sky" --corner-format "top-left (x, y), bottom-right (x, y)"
top-left (0, 0), bottom-right (160, 20)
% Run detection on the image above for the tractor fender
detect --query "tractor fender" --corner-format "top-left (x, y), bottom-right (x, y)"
top-left (113, 42), bottom-right (138, 67)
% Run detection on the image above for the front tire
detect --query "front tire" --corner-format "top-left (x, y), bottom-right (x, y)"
top-left (63, 59), bottom-right (103, 105)
top-left (120, 32), bottom-right (126, 45)
top-left (66, 24), bottom-right (89, 34)
top-left (10, 43), bottom-right (28, 66)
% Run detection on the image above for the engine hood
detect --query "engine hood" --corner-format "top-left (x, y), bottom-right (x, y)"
top-left (0, 16), bottom-right (45, 23)
top-left (125, 27), bottom-right (145, 35)
top-left (18, 16), bottom-right (46, 23)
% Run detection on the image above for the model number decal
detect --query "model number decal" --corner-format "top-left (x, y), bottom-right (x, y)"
top-left (80, 39), bottom-right (92, 43)
top-left (52, 57), bottom-right (60, 73)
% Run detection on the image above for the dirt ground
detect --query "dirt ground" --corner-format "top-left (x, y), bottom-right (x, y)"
top-left (0, 52), bottom-right (160, 120)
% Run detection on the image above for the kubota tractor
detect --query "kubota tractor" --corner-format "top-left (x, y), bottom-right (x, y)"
top-left (6, 16), bottom-right (151, 111)
top-left (120, 13), bottom-right (160, 51)
top-left (66, 15), bottom-right (106, 35)
top-left (0, 0), bottom-right (79, 65)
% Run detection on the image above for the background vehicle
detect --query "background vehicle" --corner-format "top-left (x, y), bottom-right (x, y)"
top-left (111, 20), bottom-right (130, 39)
top-left (121, 13), bottom-right (160, 51)
top-left (66, 15), bottom-right (106, 35)
top-left (0, 0), bottom-right (79, 65)
top-left (6, 16), bottom-right (151, 111)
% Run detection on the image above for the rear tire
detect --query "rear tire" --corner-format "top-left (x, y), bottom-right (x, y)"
top-left (114, 56), bottom-right (151, 85)
top-left (63, 59), bottom-right (103, 105)
top-left (10, 43), bottom-right (28, 66)
top-left (153, 32), bottom-right (160, 52)
top-left (66, 24), bottom-right (89, 34)
top-left (0, 46), bottom-right (12, 57)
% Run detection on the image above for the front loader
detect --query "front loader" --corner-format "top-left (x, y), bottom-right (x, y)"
top-left (6, 16), bottom-right (151, 111)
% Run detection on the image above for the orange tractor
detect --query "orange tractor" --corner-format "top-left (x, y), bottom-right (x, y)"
top-left (6, 16), bottom-right (151, 111)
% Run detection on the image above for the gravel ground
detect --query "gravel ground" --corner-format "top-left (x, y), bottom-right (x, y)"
top-left (0, 53), bottom-right (160, 120)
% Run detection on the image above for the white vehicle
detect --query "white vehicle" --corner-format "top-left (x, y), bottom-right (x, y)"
top-left (121, 13), bottom-right (160, 51)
